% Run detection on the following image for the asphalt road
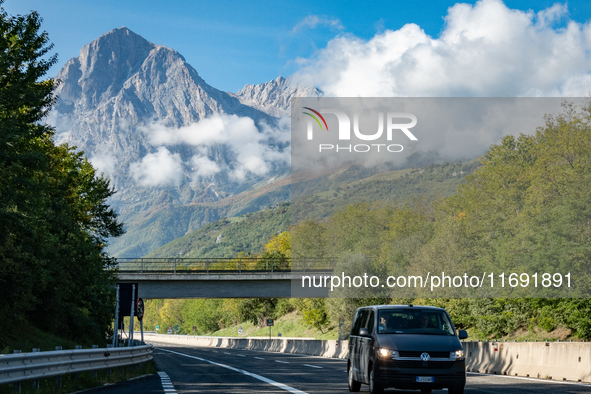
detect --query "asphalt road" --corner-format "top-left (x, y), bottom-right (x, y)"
top-left (83, 341), bottom-right (591, 394)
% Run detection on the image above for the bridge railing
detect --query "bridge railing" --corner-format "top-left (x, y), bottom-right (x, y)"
top-left (116, 257), bottom-right (336, 274)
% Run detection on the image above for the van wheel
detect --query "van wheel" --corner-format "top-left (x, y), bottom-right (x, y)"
top-left (448, 384), bottom-right (465, 394)
top-left (348, 364), bottom-right (361, 392)
top-left (368, 365), bottom-right (383, 394)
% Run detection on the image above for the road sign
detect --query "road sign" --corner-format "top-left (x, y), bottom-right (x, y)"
top-left (238, 326), bottom-right (243, 335)
top-left (192, 326), bottom-right (196, 332)
top-left (155, 325), bottom-right (159, 331)
top-left (116, 283), bottom-right (138, 318)
top-left (168, 325), bottom-right (172, 334)
top-left (136, 298), bottom-right (145, 321)
top-left (174, 325), bottom-right (179, 332)
top-left (267, 319), bottom-right (274, 326)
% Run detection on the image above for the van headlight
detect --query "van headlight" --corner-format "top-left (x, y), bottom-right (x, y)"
top-left (450, 350), bottom-right (464, 360)
top-left (378, 348), bottom-right (399, 359)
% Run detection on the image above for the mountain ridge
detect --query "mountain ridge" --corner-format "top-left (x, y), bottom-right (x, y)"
top-left (231, 75), bottom-right (321, 117)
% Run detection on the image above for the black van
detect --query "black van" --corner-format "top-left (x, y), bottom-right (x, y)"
top-left (347, 305), bottom-right (468, 394)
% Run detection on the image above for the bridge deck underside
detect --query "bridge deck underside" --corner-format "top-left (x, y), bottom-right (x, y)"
top-left (117, 273), bottom-right (331, 298)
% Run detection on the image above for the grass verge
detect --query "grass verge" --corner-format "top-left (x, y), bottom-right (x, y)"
top-left (208, 311), bottom-right (339, 340)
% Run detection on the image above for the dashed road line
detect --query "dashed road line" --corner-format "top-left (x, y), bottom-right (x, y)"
top-left (303, 364), bottom-right (322, 369)
top-left (275, 360), bottom-right (289, 364)
top-left (157, 371), bottom-right (177, 394)
top-left (254, 357), bottom-right (265, 360)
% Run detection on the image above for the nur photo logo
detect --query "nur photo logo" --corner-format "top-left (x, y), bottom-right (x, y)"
top-left (302, 107), bottom-right (418, 153)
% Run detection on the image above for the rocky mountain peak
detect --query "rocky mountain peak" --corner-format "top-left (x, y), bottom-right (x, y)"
top-left (232, 76), bottom-right (321, 117)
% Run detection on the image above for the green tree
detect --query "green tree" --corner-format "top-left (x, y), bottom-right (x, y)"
top-left (294, 298), bottom-right (330, 333)
top-left (0, 4), bottom-right (123, 346)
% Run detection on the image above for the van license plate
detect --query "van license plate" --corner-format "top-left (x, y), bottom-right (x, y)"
top-left (416, 376), bottom-right (434, 383)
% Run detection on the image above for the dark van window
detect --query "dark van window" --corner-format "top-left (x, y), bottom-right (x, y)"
top-left (351, 309), bottom-right (369, 336)
top-left (378, 309), bottom-right (455, 335)
top-left (367, 309), bottom-right (375, 333)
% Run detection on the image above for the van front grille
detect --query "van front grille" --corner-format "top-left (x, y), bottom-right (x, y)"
top-left (391, 360), bottom-right (456, 369)
top-left (398, 351), bottom-right (450, 358)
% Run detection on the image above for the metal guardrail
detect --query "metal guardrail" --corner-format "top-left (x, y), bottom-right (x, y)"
top-left (0, 345), bottom-right (153, 385)
top-left (116, 257), bottom-right (336, 274)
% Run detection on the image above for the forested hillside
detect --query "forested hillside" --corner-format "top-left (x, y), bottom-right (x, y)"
top-left (145, 203), bottom-right (290, 258)
top-left (292, 159), bottom-right (480, 222)
top-left (145, 159), bottom-right (480, 259)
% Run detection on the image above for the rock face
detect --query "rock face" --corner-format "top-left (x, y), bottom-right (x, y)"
top-left (52, 27), bottom-right (276, 205)
top-left (232, 76), bottom-right (321, 117)
top-left (49, 27), bottom-right (317, 256)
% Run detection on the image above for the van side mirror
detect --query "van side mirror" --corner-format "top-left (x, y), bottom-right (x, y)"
top-left (359, 328), bottom-right (371, 337)
top-left (458, 330), bottom-right (468, 340)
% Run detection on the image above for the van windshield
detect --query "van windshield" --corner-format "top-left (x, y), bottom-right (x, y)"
top-left (378, 309), bottom-right (455, 335)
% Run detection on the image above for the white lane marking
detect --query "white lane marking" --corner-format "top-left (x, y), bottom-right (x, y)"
top-left (275, 360), bottom-right (289, 364)
top-left (225, 352), bottom-right (232, 355)
top-left (303, 364), bottom-right (322, 369)
top-left (236, 354), bottom-right (246, 357)
top-left (254, 357), bottom-right (265, 360)
top-left (157, 372), bottom-right (177, 394)
top-left (467, 372), bottom-right (591, 387)
top-left (158, 348), bottom-right (309, 394)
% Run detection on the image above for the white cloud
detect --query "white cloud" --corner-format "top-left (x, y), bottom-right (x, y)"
top-left (191, 155), bottom-right (221, 178)
top-left (292, 15), bottom-right (344, 33)
top-left (129, 147), bottom-right (183, 187)
top-left (293, 0), bottom-right (591, 97)
top-left (89, 145), bottom-right (116, 176)
top-left (141, 114), bottom-right (290, 181)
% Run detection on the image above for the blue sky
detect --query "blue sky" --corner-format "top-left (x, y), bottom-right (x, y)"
top-left (4, 0), bottom-right (591, 93)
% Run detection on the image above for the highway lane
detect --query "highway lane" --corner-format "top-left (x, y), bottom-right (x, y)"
top-left (80, 340), bottom-right (591, 393)
top-left (150, 341), bottom-right (347, 393)
top-left (147, 340), bottom-right (591, 394)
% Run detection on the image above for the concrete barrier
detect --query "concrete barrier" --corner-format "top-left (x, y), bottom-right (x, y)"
top-left (143, 333), bottom-right (591, 384)
top-left (464, 341), bottom-right (591, 383)
top-left (142, 333), bottom-right (349, 359)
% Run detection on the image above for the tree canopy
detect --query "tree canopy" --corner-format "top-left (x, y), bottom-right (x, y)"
top-left (0, 4), bottom-right (123, 346)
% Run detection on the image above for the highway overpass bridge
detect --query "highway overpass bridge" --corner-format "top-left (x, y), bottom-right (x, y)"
top-left (115, 258), bottom-right (333, 298)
